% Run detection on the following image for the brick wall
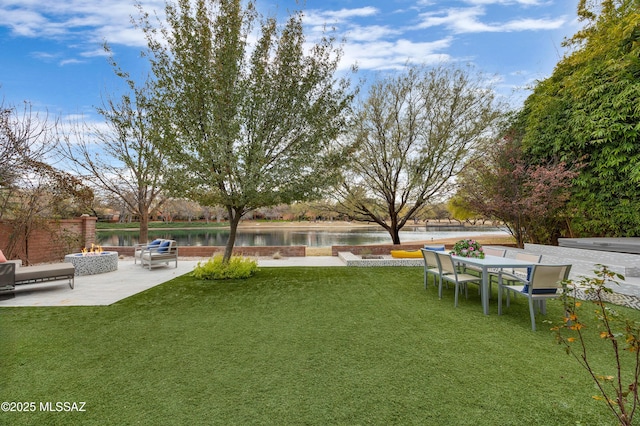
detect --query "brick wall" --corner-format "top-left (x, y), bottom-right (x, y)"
top-left (0, 216), bottom-right (97, 265)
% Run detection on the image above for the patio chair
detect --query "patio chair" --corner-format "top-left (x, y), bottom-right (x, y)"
top-left (497, 264), bottom-right (572, 331)
top-left (490, 252), bottom-right (542, 304)
top-left (420, 248), bottom-right (448, 298)
top-left (139, 240), bottom-right (178, 270)
top-left (436, 252), bottom-right (483, 307)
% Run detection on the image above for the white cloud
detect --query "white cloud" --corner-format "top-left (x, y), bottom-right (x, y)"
top-left (463, 0), bottom-right (546, 5)
top-left (60, 58), bottom-right (84, 66)
top-left (302, 7), bottom-right (379, 26)
top-left (0, 0), bottom-right (163, 44)
top-left (417, 6), bottom-right (566, 33)
top-left (502, 17), bottom-right (565, 31)
top-left (340, 38), bottom-right (453, 71)
top-left (343, 25), bottom-right (402, 42)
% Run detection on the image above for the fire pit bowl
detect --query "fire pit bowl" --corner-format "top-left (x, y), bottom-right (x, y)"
top-left (64, 251), bottom-right (119, 276)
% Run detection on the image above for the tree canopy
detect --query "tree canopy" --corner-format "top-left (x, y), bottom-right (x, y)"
top-left (59, 69), bottom-right (166, 243)
top-left (519, 0), bottom-right (640, 236)
top-left (1, 102), bottom-right (93, 259)
top-left (456, 130), bottom-right (578, 247)
top-left (139, 0), bottom-right (355, 260)
top-left (334, 64), bottom-right (503, 244)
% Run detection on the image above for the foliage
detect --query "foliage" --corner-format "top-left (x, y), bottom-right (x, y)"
top-left (450, 239), bottom-right (484, 258)
top-left (58, 62), bottom-right (166, 243)
top-left (456, 132), bottom-right (578, 247)
top-left (0, 101), bottom-right (93, 260)
top-left (447, 196), bottom-right (482, 224)
top-left (334, 63), bottom-right (504, 244)
top-left (519, 0), bottom-right (640, 236)
top-left (191, 254), bottom-right (258, 280)
top-left (138, 0), bottom-right (355, 261)
top-left (554, 265), bottom-right (640, 425)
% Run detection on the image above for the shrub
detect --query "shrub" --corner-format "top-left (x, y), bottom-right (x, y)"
top-left (553, 265), bottom-right (640, 426)
top-left (191, 255), bottom-right (258, 280)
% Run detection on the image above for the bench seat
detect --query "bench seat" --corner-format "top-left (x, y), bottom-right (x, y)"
top-left (0, 261), bottom-right (75, 291)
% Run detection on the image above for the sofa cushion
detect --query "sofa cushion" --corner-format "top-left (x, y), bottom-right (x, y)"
top-left (521, 285), bottom-right (557, 295)
top-left (158, 241), bottom-right (171, 253)
top-left (14, 263), bottom-right (75, 283)
top-left (147, 239), bottom-right (163, 248)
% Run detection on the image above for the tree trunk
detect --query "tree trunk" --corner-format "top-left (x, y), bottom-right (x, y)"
top-left (223, 207), bottom-right (243, 262)
top-left (389, 212), bottom-right (401, 244)
top-left (390, 228), bottom-right (401, 245)
top-left (139, 204), bottom-right (149, 243)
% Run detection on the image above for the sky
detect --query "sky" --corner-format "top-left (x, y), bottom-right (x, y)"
top-left (0, 0), bottom-right (582, 125)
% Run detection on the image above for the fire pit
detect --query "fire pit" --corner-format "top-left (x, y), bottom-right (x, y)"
top-left (64, 244), bottom-right (118, 276)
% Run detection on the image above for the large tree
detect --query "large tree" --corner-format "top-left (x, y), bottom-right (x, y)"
top-left (59, 72), bottom-right (166, 243)
top-left (334, 64), bottom-right (503, 244)
top-left (519, 0), bottom-right (640, 236)
top-left (139, 0), bottom-right (355, 261)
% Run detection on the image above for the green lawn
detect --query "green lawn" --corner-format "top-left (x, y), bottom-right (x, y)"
top-left (1, 267), bottom-right (636, 425)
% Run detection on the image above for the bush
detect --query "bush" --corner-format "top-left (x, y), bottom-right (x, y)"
top-left (553, 265), bottom-right (640, 426)
top-left (191, 255), bottom-right (258, 280)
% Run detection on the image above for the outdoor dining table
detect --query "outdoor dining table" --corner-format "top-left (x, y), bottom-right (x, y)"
top-left (453, 254), bottom-right (539, 315)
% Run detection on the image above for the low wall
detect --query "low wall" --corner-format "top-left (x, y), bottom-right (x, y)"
top-left (104, 245), bottom-right (306, 258)
top-left (0, 216), bottom-right (97, 265)
top-left (337, 251), bottom-right (424, 267)
top-left (331, 243), bottom-right (447, 257)
top-left (524, 243), bottom-right (640, 277)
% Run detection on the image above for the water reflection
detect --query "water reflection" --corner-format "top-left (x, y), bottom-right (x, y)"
top-left (97, 225), bottom-right (508, 247)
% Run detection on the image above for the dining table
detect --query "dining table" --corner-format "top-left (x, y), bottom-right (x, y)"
top-left (453, 254), bottom-right (539, 315)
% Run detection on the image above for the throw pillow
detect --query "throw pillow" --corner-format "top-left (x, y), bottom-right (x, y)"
top-left (158, 241), bottom-right (171, 253)
top-left (147, 239), bottom-right (162, 249)
top-left (521, 285), bottom-right (557, 294)
top-left (0, 250), bottom-right (6, 263)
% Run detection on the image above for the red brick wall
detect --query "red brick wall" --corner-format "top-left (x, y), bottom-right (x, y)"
top-left (0, 216), bottom-right (97, 265)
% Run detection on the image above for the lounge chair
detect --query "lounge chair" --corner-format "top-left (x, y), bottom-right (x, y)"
top-left (137, 240), bottom-right (178, 270)
top-left (0, 260), bottom-right (75, 291)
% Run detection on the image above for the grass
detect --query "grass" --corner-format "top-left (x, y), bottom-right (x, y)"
top-left (1, 266), bottom-right (637, 425)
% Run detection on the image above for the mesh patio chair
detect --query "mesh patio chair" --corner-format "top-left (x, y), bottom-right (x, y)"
top-left (436, 251), bottom-right (483, 307)
top-left (497, 264), bottom-right (572, 331)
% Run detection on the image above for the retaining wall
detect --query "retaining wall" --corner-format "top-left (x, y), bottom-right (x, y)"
top-left (524, 243), bottom-right (640, 278)
top-left (0, 216), bottom-right (97, 265)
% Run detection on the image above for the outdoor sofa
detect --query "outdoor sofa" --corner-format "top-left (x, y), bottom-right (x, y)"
top-left (0, 260), bottom-right (75, 292)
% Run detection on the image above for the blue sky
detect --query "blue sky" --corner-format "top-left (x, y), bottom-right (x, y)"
top-left (0, 0), bottom-right (581, 124)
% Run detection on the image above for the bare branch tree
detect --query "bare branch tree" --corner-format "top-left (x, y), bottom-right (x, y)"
top-left (334, 64), bottom-right (504, 244)
top-left (58, 73), bottom-right (166, 243)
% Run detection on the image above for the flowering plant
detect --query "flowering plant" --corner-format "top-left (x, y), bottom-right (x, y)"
top-left (450, 239), bottom-right (484, 259)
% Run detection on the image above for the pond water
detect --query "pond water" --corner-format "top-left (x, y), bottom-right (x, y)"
top-left (97, 225), bottom-right (509, 247)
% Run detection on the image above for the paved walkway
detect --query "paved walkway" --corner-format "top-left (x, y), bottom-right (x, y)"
top-left (1, 255), bottom-right (639, 309)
